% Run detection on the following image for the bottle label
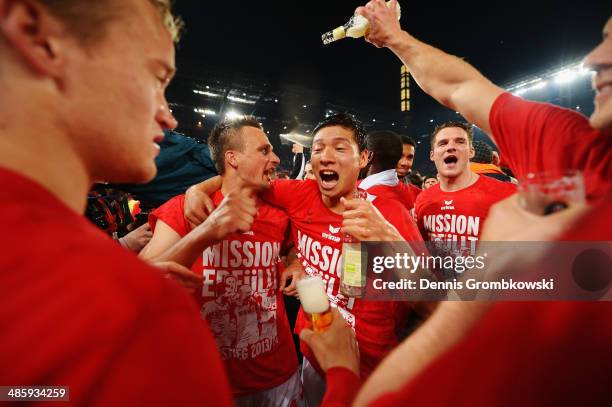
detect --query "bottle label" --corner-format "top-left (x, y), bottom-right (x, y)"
top-left (342, 243), bottom-right (363, 287)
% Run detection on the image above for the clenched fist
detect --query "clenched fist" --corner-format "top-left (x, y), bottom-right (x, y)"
top-left (198, 190), bottom-right (258, 242)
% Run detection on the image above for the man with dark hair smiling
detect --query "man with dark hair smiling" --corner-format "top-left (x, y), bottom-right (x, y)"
top-left (184, 113), bottom-right (423, 406)
top-left (295, 5), bottom-right (612, 406)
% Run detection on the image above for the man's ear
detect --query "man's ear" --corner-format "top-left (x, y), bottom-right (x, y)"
top-left (0, 0), bottom-right (67, 78)
top-left (469, 143), bottom-right (475, 160)
top-left (358, 149), bottom-right (371, 169)
top-left (226, 150), bottom-right (239, 169)
top-left (429, 149), bottom-right (434, 162)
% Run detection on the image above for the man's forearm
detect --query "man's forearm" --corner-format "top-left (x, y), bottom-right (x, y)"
top-left (387, 31), bottom-right (503, 134)
top-left (193, 175), bottom-right (223, 195)
top-left (150, 225), bottom-right (217, 268)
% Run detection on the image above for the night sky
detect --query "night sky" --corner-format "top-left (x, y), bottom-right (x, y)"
top-left (172, 0), bottom-right (607, 115)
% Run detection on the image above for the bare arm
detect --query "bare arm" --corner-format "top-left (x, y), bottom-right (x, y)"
top-left (141, 191), bottom-right (257, 268)
top-left (184, 176), bottom-right (222, 228)
top-left (358, 0), bottom-right (504, 138)
top-left (139, 219), bottom-right (214, 267)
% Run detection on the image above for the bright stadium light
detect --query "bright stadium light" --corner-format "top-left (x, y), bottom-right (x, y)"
top-left (554, 69), bottom-right (578, 84)
top-left (193, 89), bottom-right (222, 98)
top-left (227, 95), bottom-right (256, 105)
top-left (506, 59), bottom-right (593, 96)
top-left (194, 108), bottom-right (216, 116)
top-left (225, 111), bottom-right (243, 120)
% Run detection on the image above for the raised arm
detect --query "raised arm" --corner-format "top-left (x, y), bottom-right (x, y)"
top-left (358, 0), bottom-right (504, 138)
top-left (184, 175), bottom-right (222, 228)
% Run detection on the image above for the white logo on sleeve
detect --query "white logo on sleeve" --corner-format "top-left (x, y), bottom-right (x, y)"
top-left (329, 225), bottom-right (340, 234)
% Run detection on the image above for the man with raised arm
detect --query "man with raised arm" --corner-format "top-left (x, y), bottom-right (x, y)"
top-left (184, 113), bottom-right (425, 406)
top-left (295, 5), bottom-right (611, 406)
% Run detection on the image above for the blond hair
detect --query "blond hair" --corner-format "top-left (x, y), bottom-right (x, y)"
top-left (40, 0), bottom-right (183, 45)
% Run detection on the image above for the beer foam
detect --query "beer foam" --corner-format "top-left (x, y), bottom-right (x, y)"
top-left (296, 276), bottom-right (330, 314)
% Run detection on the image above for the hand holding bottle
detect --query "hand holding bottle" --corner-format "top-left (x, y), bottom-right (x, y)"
top-left (356, 0), bottom-right (404, 48)
top-left (322, 0), bottom-right (401, 45)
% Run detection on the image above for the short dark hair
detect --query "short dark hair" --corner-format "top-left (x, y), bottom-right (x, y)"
top-left (207, 116), bottom-right (262, 175)
top-left (430, 121), bottom-right (474, 148)
top-left (313, 113), bottom-right (366, 151)
top-left (365, 131), bottom-right (403, 172)
top-left (400, 135), bottom-right (417, 148)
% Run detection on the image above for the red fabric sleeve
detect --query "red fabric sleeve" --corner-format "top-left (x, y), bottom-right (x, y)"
top-left (149, 195), bottom-right (190, 237)
top-left (489, 93), bottom-right (611, 203)
top-left (321, 367), bottom-right (362, 407)
top-left (408, 183), bottom-right (421, 200)
top-left (374, 198), bottom-right (423, 242)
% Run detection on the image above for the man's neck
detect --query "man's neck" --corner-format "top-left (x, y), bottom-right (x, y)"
top-left (439, 170), bottom-right (479, 192)
top-left (220, 173), bottom-right (259, 201)
top-left (322, 188), bottom-right (356, 214)
top-left (0, 114), bottom-right (90, 214)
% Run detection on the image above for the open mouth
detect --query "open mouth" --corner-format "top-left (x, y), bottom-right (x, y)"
top-left (443, 155), bottom-right (458, 168)
top-left (319, 170), bottom-right (339, 190)
top-left (263, 168), bottom-right (274, 182)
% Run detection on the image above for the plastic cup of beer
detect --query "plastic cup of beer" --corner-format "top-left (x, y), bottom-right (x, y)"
top-left (518, 170), bottom-right (586, 215)
top-left (296, 276), bottom-right (332, 332)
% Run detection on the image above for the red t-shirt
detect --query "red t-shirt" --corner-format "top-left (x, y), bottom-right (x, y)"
top-left (364, 182), bottom-right (418, 212)
top-left (264, 179), bottom-right (423, 378)
top-left (414, 175), bottom-right (516, 253)
top-left (151, 193), bottom-right (298, 396)
top-left (408, 183), bottom-right (422, 202)
top-left (0, 168), bottom-right (232, 406)
top-left (490, 92), bottom-right (612, 204)
top-left (323, 199), bottom-right (612, 407)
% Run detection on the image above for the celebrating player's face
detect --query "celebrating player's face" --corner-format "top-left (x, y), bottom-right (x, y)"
top-left (234, 127), bottom-right (280, 190)
top-left (396, 143), bottom-right (415, 178)
top-left (310, 125), bottom-right (368, 201)
top-left (430, 127), bottom-right (474, 179)
top-left (584, 17), bottom-right (612, 131)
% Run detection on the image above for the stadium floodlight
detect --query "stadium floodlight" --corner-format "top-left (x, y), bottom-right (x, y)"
top-left (280, 132), bottom-right (313, 147)
top-left (193, 108), bottom-right (217, 116)
top-left (225, 111), bottom-right (243, 120)
top-left (227, 95), bottom-right (256, 105)
top-left (554, 69), bottom-right (579, 85)
top-left (193, 89), bottom-right (222, 98)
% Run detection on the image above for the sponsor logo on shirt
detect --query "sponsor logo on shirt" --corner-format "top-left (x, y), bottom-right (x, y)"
top-left (440, 200), bottom-right (455, 210)
top-left (322, 224), bottom-right (342, 242)
top-left (329, 225), bottom-right (340, 234)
